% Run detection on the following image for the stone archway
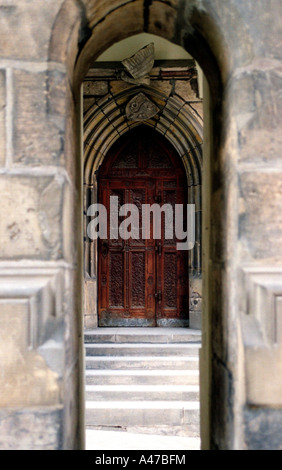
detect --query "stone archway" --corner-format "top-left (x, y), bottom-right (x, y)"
top-left (0, 0), bottom-right (279, 452)
top-left (82, 65), bottom-right (203, 330)
top-left (46, 0), bottom-right (239, 450)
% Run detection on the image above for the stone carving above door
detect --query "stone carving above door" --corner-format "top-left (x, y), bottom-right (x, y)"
top-left (121, 43), bottom-right (155, 86)
top-left (126, 93), bottom-right (160, 121)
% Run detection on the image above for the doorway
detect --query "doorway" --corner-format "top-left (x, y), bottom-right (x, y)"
top-left (97, 126), bottom-right (189, 327)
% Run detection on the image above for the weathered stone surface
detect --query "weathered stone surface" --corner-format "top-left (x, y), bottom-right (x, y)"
top-left (84, 81), bottom-right (108, 96)
top-left (84, 0), bottom-right (136, 29)
top-left (84, 279), bottom-right (98, 329)
top-left (245, 347), bottom-right (282, 407)
top-left (110, 80), bottom-right (134, 95)
top-left (64, 270), bottom-right (80, 370)
top-left (175, 80), bottom-right (199, 101)
top-left (83, 97), bottom-right (96, 114)
top-left (13, 70), bottom-right (64, 166)
top-left (126, 93), bottom-right (160, 121)
top-left (0, 0), bottom-right (63, 61)
top-left (232, 67), bottom-right (282, 164)
top-left (0, 0), bottom-right (279, 453)
top-left (47, 69), bottom-right (70, 131)
top-left (48, 0), bottom-right (80, 70)
top-left (211, 356), bottom-right (234, 450)
top-left (0, 175), bottom-right (68, 260)
top-left (239, 171), bottom-right (282, 260)
top-left (0, 265), bottom-right (66, 408)
top-left (189, 102), bottom-right (204, 122)
top-left (234, 0), bottom-right (282, 60)
top-left (75, 1), bottom-right (144, 81)
top-left (0, 70), bottom-right (6, 167)
top-left (204, 0), bottom-right (254, 71)
top-left (0, 300), bottom-right (60, 407)
top-left (151, 80), bottom-right (173, 96)
top-left (148, 1), bottom-right (177, 40)
top-left (244, 407), bottom-right (282, 450)
top-left (0, 407), bottom-right (63, 450)
top-left (63, 364), bottom-right (81, 450)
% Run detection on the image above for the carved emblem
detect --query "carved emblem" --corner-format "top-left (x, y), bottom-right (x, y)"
top-left (121, 43), bottom-right (155, 86)
top-left (126, 93), bottom-right (159, 121)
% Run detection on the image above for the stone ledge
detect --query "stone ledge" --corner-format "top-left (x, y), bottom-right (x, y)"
top-left (240, 266), bottom-right (282, 406)
top-left (0, 266), bottom-right (64, 348)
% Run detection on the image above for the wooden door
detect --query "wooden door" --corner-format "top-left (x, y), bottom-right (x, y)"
top-left (98, 127), bottom-right (189, 327)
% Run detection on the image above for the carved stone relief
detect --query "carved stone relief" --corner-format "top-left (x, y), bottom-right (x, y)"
top-left (121, 43), bottom-right (155, 86)
top-left (126, 93), bottom-right (160, 121)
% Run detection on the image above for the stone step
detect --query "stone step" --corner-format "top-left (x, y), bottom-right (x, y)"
top-left (85, 328), bottom-right (202, 344)
top-left (85, 401), bottom-right (200, 427)
top-left (85, 384), bottom-right (200, 402)
top-left (87, 424), bottom-right (201, 439)
top-left (85, 343), bottom-right (201, 357)
top-left (86, 429), bottom-right (201, 450)
top-left (85, 355), bottom-right (199, 371)
top-left (85, 369), bottom-right (199, 386)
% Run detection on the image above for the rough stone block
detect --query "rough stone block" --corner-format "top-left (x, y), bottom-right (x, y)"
top-left (188, 102), bottom-right (204, 122)
top-left (245, 347), bottom-right (282, 407)
top-left (210, 188), bottom-right (226, 263)
top-left (85, 0), bottom-right (135, 29)
top-left (240, 267), bottom-right (282, 346)
top-left (175, 80), bottom-right (199, 101)
top-left (84, 279), bottom-right (97, 327)
top-left (0, 175), bottom-right (68, 260)
top-left (211, 356), bottom-right (234, 450)
top-left (148, 1), bottom-right (177, 40)
top-left (47, 69), bottom-right (70, 131)
top-left (64, 271), bottom-right (80, 370)
top-left (244, 407), bottom-right (282, 450)
top-left (63, 364), bottom-right (81, 450)
top-left (239, 171), bottom-right (282, 260)
top-left (0, 0), bottom-right (63, 61)
top-left (110, 80), bottom-right (134, 96)
top-left (0, 300), bottom-right (60, 408)
top-left (0, 407), bottom-right (63, 450)
top-left (84, 81), bottom-right (109, 96)
top-left (0, 70), bottom-right (6, 167)
top-left (13, 70), bottom-right (64, 166)
top-left (151, 80), bottom-right (173, 97)
top-left (232, 68), bottom-right (282, 164)
top-left (75, 1), bottom-right (144, 78)
top-left (83, 97), bottom-right (96, 114)
top-left (0, 266), bottom-right (65, 407)
top-left (189, 311), bottom-right (202, 330)
top-left (234, 0), bottom-right (281, 60)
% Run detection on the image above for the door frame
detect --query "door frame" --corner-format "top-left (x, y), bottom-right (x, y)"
top-left (84, 120), bottom-right (203, 331)
top-left (96, 126), bottom-right (190, 328)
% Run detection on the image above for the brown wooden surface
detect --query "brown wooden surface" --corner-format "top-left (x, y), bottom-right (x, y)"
top-left (98, 127), bottom-right (189, 327)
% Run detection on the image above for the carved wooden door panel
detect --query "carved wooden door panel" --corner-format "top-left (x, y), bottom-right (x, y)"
top-left (98, 127), bottom-right (189, 327)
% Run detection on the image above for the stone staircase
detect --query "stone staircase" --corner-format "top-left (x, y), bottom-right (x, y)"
top-left (84, 328), bottom-right (201, 441)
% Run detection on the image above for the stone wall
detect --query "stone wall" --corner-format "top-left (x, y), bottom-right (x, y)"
top-left (82, 60), bottom-right (203, 330)
top-left (0, 0), bottom-right (280, 450)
